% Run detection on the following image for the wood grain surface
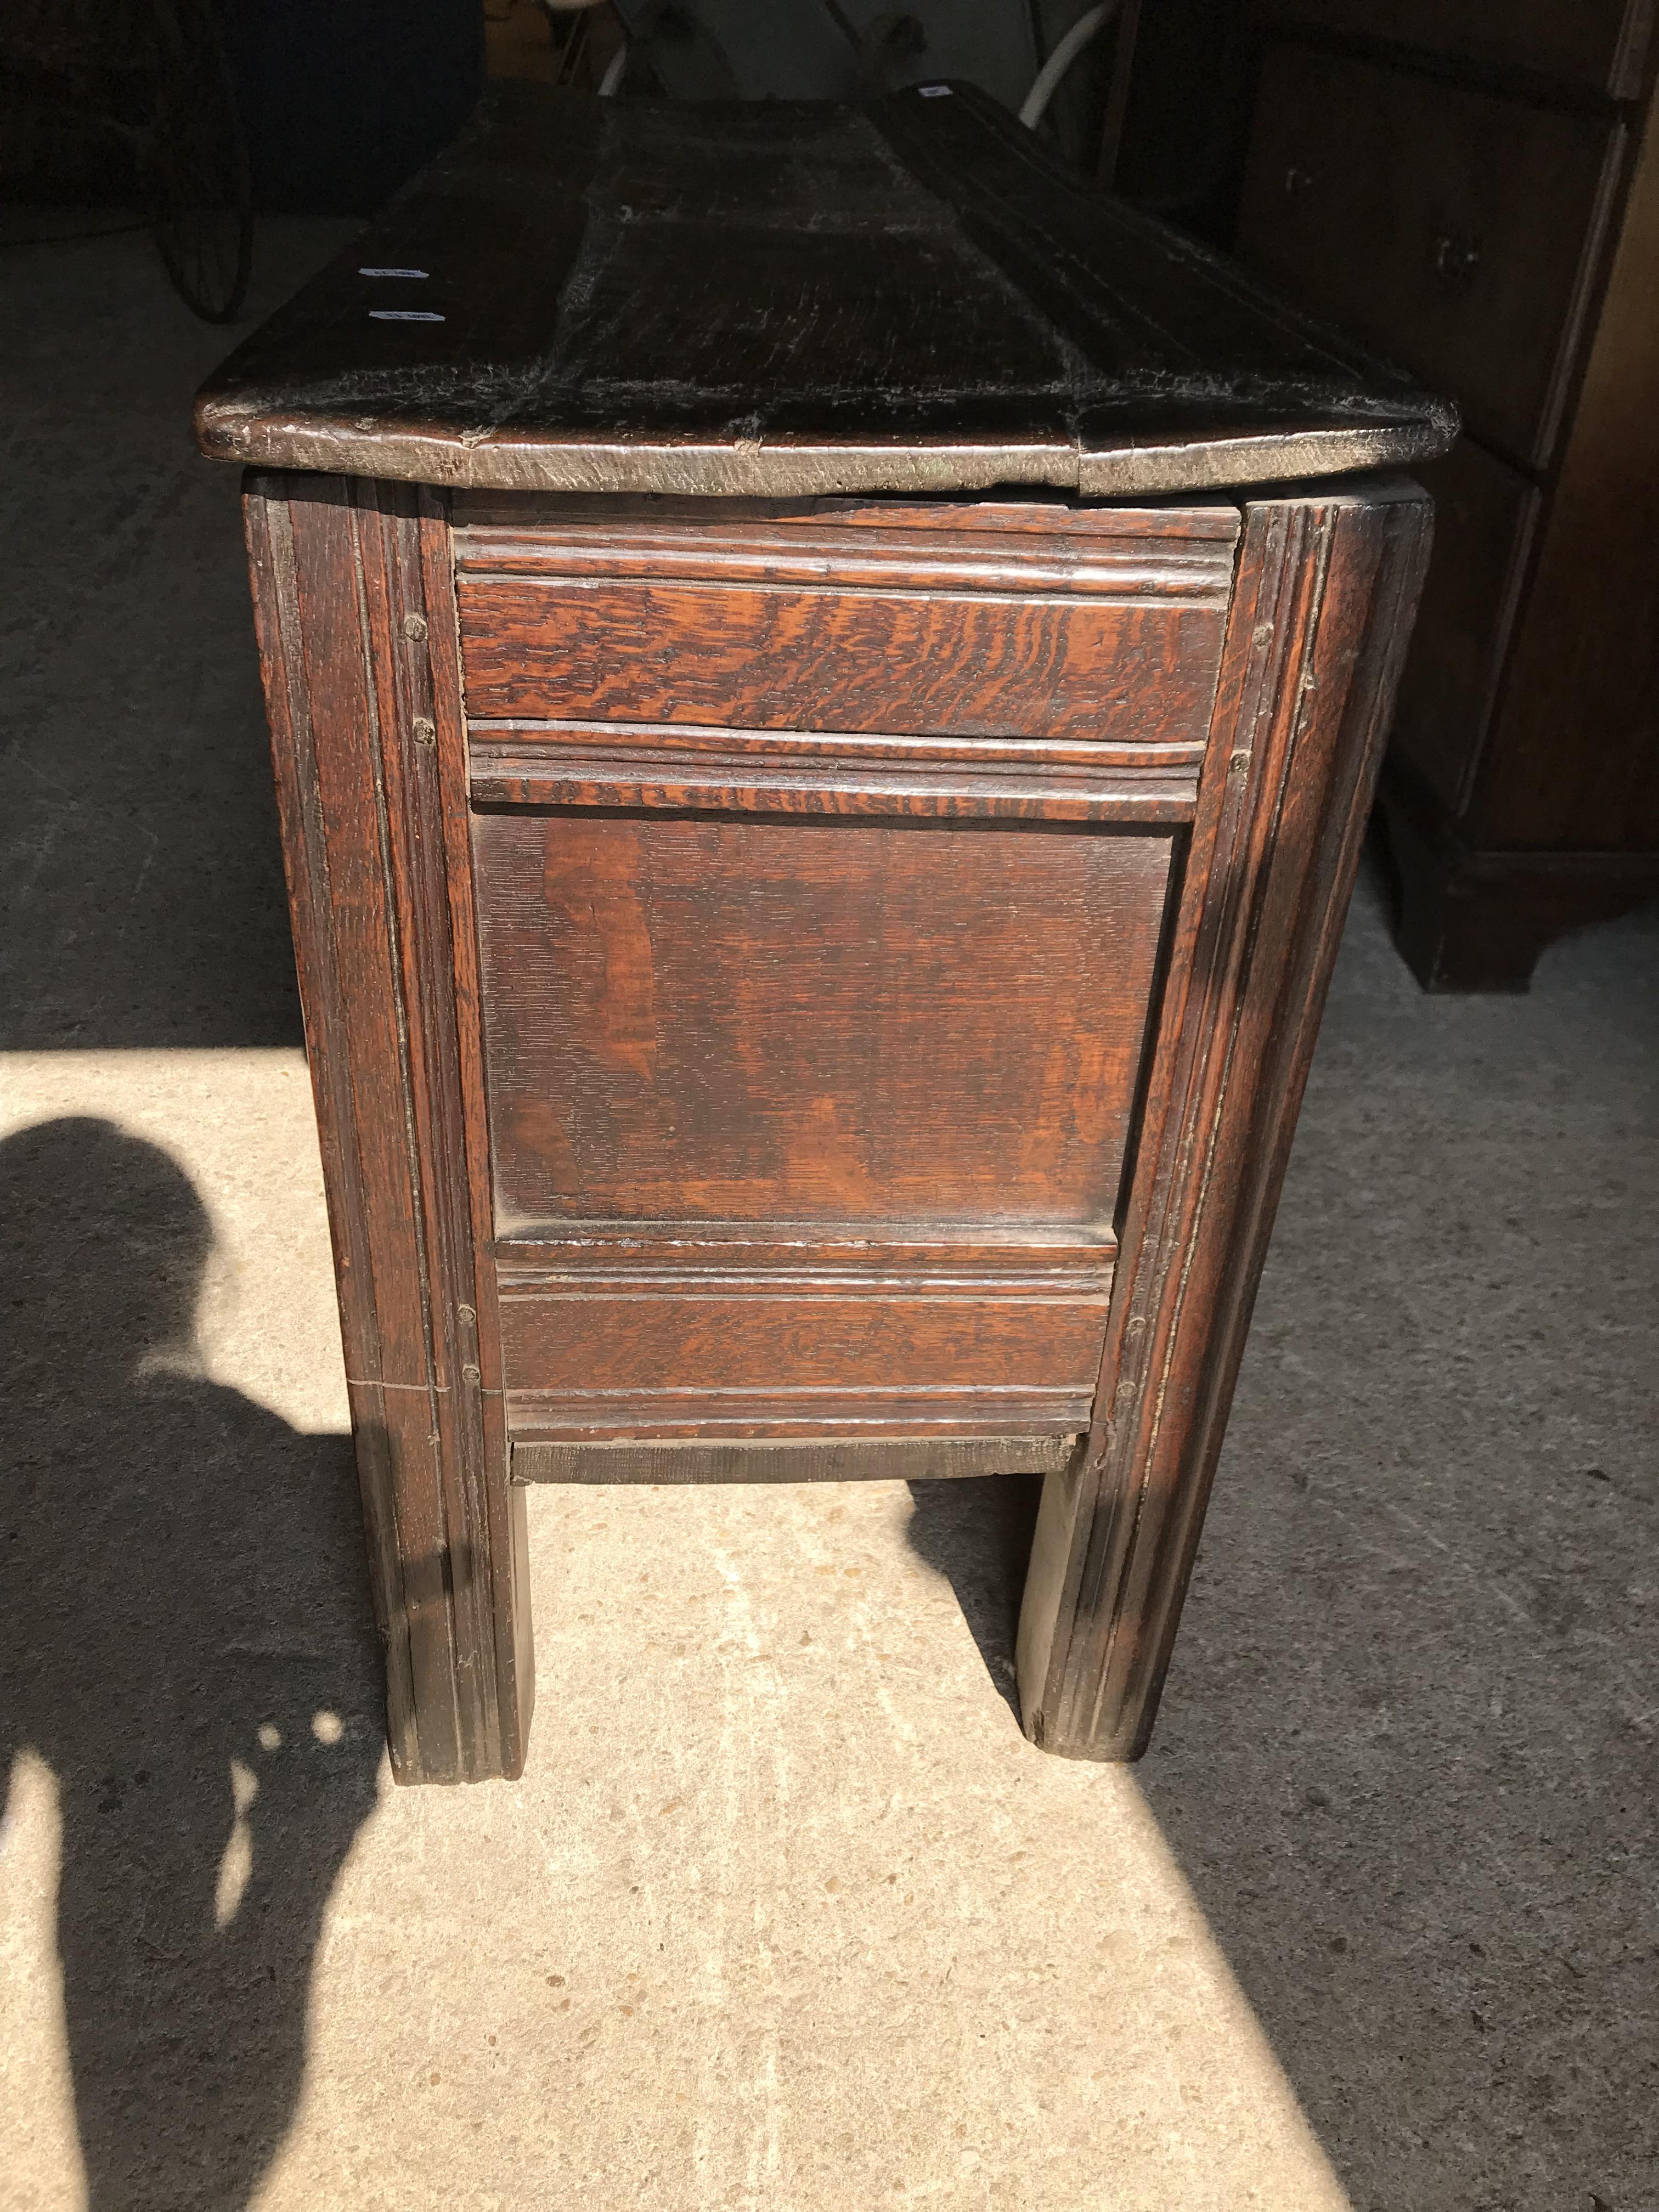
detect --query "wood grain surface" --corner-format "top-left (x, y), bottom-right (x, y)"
top-left (245, 471), bottom-right (529, 1786)
top-left (1016, 481), bottom-right (1434, 1759)
top-left (499, 1290), bottom-right (1108, 1432)
top-left (193, 82), bottom-right (1454, 498)
top-left (1239, 43), bottom-right (1621, 472)
top-left (458, 577), bottom-right (1225, 743)
top-left (496, 1222), bottom-right (1109, 1439)
top-left (465, 725), bottom-right (1200, 823)
top-left (472, 810), bottom-right (1177, 1232)
top-left (459, 480), bottom-right (1197, 1455)
top-left (456, 492), bottom-right (1234, 750)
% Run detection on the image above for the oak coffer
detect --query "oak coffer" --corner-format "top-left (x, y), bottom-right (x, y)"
top-left (196, 82), bottom-right (1452, 1783)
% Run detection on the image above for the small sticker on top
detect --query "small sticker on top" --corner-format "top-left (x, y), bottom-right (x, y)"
top-left (918, 83), bottom-right (952, 97)
top-left (360, 266), bottom-right (430, 278)
top-left (369, 309), bottom-right (445, 323)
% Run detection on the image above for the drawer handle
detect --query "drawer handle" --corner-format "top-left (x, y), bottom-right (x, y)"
top-left (1283, 163), bottom-right (1315, 199)
top-left (1431, 229), bottom-right (1482, 294)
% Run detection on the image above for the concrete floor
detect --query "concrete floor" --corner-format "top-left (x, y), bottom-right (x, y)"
top-left (2, 223), bottom-right (1656, 2212)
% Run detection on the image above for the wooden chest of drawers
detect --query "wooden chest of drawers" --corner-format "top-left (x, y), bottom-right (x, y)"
top-left (1256, 0), bottom-right (1652, 98)
top-left (1243, 2), bottom-right (1659, 987)
top-left (199, 83), bottom-right (1446, 1782)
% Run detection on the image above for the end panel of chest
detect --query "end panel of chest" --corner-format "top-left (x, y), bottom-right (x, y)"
top-left (454, 495), bottom-right (1227, 1451)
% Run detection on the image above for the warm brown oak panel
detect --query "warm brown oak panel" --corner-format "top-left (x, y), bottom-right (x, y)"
top-left (494, 1221), bottom-right (1113, 1440)
top-left (499, 1288), bottom-right (1108, 1385)
top-left (449, 493), bottom-right (1246, 576)
top-left (471, 811), bottom-right (1178, 1231)
top-left (458, 575), bottom-right (1228, 744)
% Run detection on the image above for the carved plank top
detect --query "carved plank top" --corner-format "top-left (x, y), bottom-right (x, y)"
top-left (195, 81), bottom-right (1455, 499)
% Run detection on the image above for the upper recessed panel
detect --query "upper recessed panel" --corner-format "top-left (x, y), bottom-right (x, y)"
top-left (196, 81), bottom-right (1454, 498)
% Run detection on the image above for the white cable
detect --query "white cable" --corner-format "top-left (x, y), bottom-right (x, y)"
top-left (1019, 0), bottom-right (1119, 130)
top-left (597, 40), bottom-right (629, 96)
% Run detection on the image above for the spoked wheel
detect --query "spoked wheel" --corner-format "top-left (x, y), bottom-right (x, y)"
top-left (139, 0), bottom-right (252, 322)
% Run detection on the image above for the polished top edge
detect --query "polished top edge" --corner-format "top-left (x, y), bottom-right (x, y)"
top-left (196, 82), bottom-right (1457, 497)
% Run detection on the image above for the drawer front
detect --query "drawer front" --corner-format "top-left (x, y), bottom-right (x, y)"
top-left (1255, 1), bottom-right (1651, 99)
top-left (453, 498), bottom-right (1236, 746)
top-left (1389, 438), bottom-right (1540, 815)
top-left (1239, 45), bottom-right (1621, 469)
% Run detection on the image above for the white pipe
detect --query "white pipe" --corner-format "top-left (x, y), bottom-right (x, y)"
top-left (1019, 1), bottom-right (1120, 130)
top-left (597, 40), bottom-right (629, 96)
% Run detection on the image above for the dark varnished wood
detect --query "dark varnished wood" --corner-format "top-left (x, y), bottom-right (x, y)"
top-left (1386, 439), bottom-right (1541, 817)
top-left (244, 473), bottom-right (529, 1784)
top-left (471, 811), bottom-right (1177, 1231)
top-left (1257, 0), bottom-right (1655, 100)
top-left (240, 467), bottom-right (1432, 1773)
top-left (1245, 12), bottom-right (1659, 991)
top-left (194, 82), bottom-right (1453, 500)
top-left (1017, 483), bottom-right (1434, 1757)
top-left (1380, 771), bottom-right (1659, 992)
top-left (1238, 43), bottom-right (1623, 473)
top-left (215, 88), bottom-right (1444, 1780)
top-left (1472, 94), bottom-right (1659, 857)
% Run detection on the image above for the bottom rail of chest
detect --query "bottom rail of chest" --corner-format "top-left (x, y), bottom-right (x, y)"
top-left (512, 1435), bottom-right (1085, 1485)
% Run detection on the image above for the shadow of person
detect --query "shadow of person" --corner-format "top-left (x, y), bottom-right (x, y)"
top-left (904, 1472), bottom-right (1045, 1724)
top-left (0, 1118), bottom-right (382, 2211)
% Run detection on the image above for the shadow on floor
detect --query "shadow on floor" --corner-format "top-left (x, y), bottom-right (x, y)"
top-left (904, 1472), bottom-right (1043, 1724)
top-left (898, 885), bottom-right (1659, 2212)
top-left (907, 1431), bottom-right (1657, 2212)
top-left (0, 1119), bottom-right (381, 2211)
